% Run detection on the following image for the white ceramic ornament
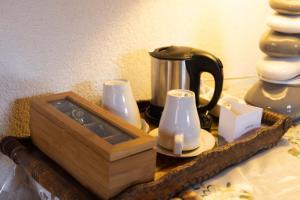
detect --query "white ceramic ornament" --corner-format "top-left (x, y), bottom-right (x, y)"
top-left (267, 13), bottom-right (300, 33)
top-left (256, 57), bottom-right (300, 81)
top-left (258, 74), bottom-right (300, 85)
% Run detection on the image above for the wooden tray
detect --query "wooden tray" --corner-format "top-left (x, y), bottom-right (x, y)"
top-left (1, 101), bottom-right (292, 200)
top-left (112, 101), bottom-right (292, 200)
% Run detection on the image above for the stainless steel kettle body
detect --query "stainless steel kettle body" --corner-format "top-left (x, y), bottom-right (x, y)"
top-left (150, 58), bottom-right (190, 107)
top-left (146, 46), bottom-right (224, 123)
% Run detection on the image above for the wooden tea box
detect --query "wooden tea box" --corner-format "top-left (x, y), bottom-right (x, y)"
top-left (30, 92), bottom-right (156, 199)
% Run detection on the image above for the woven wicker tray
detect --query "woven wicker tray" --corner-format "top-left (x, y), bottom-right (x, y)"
top-left (0, 101), bottom-right (292, 200)
top-left (113, 101), bottom-right (292, 200)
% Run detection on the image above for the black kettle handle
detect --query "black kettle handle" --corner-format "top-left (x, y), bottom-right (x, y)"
top-left (186, 51), bottom-right (223, 113)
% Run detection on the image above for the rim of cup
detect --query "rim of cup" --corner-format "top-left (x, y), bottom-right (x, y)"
top-left (103, 79), bottom-right (129, 86)
top-left (168, 89), bottom-right (195, 98)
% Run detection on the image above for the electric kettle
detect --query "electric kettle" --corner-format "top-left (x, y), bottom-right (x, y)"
top-left (145, 46), bottom-right (224, 123)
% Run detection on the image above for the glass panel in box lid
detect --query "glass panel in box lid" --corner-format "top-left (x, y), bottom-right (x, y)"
top-left (50, 99), bottom-right (135, 145)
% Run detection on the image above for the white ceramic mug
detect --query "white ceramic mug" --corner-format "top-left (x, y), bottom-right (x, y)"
top-left (158, 89), bottom-right (201, 155)
top-left (102, 79), bottom-right (141, 129)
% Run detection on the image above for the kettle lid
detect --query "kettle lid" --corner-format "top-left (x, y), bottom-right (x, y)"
top-left (149, 46), bottom-right (199, 60)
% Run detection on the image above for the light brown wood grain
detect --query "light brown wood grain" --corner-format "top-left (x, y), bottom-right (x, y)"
top-left (30, 92), bottom-right (156, 199)
top-left (31, 91), bottom-right (156, 161)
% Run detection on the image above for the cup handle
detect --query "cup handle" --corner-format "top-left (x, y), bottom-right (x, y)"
top-left (173, 133), bottom-right (184, 155)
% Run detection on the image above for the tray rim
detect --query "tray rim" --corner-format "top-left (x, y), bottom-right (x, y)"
top-left (113, 103), bottom-right (292, 200)
top-left (0, 102), bottom-right (292, 200)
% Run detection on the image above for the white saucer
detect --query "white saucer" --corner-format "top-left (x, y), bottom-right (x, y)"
top-left (149, 128), bottom-right (215, 158)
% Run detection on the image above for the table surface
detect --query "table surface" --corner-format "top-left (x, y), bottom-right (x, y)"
top-left (186, 77), bottom-right (300, 200)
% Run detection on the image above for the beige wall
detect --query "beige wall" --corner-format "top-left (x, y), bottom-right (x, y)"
top-left (0, 0), bottom-right (271, 136)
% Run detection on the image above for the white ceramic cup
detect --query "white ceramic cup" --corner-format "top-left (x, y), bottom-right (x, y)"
top-left (158, 89), bottom-right (201, 155)
top-left (102, 79), bottom-right (141, 129)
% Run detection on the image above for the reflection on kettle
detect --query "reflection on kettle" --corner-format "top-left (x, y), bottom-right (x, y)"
top-left (145, 46), bottom-right (224, 123)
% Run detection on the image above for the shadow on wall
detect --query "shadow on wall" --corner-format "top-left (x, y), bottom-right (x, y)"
top-left (4, 81), bottom-right (101, 138)
top-left (5, 94), bottom-right (52, 137)
top-left (72, 81), bottom-right (101, 105)
top-left (118, 49), bottom-right (151, 101)
top-left (0, 0), bottom-right (139, 137)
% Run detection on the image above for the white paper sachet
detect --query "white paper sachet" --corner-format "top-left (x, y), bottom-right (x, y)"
top-left (218, 100), bottom-right (263, 142)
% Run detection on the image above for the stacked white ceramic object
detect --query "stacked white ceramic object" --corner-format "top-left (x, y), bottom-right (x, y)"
top-left (257, 0), bottom-right (300, 84)
top-left (245, 0), bottom-right (300, 122)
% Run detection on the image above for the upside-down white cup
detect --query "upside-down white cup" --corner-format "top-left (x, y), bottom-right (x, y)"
top-left (102, 79), bottom-right (141, 129)
top-left (158, 89), bottom-right (201, 155)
